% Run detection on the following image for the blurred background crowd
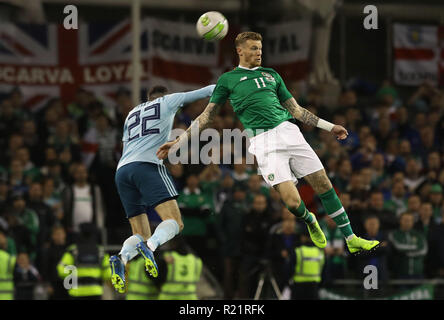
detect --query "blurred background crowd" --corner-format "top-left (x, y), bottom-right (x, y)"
top-left (1, 0), bottom-right (444, 300)
top-left (0, 78), bottom-right (444, 299)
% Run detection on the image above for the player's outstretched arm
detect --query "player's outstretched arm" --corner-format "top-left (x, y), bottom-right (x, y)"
top-left (282, 97), bottom-right (348, 140)
top-left (182, 84), bottom-right (216, 105)
top-left (156, 102), bottom-right (222, 159)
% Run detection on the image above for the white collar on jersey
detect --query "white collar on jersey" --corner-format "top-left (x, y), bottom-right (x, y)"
top-left (237, 65), bottom-right (260, 71)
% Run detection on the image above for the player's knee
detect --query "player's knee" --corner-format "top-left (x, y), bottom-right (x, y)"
top-left (308, 171), bottom-right (332, 194)
top-left (284, 197), bottom-right (302, 209)
top-left (315, 179), bottom-right (332, 194)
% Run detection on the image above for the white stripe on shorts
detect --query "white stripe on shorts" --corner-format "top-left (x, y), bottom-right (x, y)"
top-left (329, 207), bottom-right (345, 219)
top-left (158, 164), bottom-right (177, 196)
top-left (157, 164), bottom-right (175, 196)
top-left (161, 164), bottom-right (178, 196)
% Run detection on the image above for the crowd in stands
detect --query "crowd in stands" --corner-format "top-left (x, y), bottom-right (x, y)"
top-left (0, 78), bottom-right (444, 299)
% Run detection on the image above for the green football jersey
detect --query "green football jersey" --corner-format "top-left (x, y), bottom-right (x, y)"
top-left (210, 66), bottom-right (293, 134)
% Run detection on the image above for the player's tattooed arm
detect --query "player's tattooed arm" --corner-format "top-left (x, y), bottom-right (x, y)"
top-left (181, 102), bottom-right (222, 141)
top-left (156, 102), bottom-right (222, 159)
top-left (282, 97), bottom-right (319, 127)
top-left (281, 97), bottom-right (347, 138)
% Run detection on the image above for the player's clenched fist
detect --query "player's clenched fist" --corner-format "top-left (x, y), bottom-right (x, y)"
top-left (156, 140), bottom-right (178, 160)
top-left (332, 125), bottom-right (348, 140)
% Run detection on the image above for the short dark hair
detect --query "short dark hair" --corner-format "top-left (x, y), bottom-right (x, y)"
top-left (148, 86), bottom-right (168, 98)
top-left (364, 214), bottom-right (379, 222)
top-left (235, 32), bottom-right (262, 47)
top-left (400, 211), bottom-right (414, 218)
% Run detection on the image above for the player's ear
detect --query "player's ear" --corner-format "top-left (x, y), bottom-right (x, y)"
top-left (236, 46), bottom-right (242, 56)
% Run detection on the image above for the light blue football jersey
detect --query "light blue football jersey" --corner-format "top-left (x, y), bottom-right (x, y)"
top-left (117, 85), bottom-right (215, 170)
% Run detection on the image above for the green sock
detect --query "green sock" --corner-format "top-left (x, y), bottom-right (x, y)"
top-left (318, 188), bottom-right (354, 238)
top-left (286, 200), bottom-right (314, 224)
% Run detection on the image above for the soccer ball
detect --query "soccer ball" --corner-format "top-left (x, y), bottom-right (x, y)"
top-left (196, 11), bottom-right (229, 41)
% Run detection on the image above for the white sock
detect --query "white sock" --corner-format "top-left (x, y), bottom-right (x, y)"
top-left (302, 210), bottom-right (317, 225)
top-left (346, 234), bottom-right (355, 241)
top-left (146, 219), bottom-right (180, 252)
top-left (309, 213), bottom-right (317, 225)
top-left (119, 234), bottom-right (144, 265)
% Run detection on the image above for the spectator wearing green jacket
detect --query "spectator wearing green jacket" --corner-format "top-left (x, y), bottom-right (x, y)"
top-left (246, 175), bottom-right (270, 205)
top-left (7, 192), bottom-right (39, 261)
top-left (388, 211), bottom-right (428, 279)
top-left (197, 164), bottom-right (222, 215)
top-left (177, 174), bottom-right (212, 238)
top-left (177, 174), bottom-right (212, 258)
top-left (384, 180), bottom-right (408, 217)
top-left (16, 147), bottom-right (41, 183)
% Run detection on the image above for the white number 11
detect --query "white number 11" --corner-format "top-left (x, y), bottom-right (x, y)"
top-left (254, 77), bottom-right (266, 88)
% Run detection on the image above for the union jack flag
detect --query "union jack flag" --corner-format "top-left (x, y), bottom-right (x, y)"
top-left (0, 19), bottom-right (224, 113)
top-left (0, 20), bottom-right (144, 112)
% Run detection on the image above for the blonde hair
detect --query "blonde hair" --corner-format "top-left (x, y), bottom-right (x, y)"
top-left (235, 32), bottom-right (262, 47)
